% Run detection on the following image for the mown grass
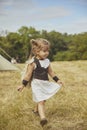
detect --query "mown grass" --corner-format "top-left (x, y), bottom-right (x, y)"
top-left (0, 61), bottom-right (87, 130)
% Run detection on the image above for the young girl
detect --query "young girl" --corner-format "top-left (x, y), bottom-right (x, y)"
top-left (18, 38), bottom-right (63, 127)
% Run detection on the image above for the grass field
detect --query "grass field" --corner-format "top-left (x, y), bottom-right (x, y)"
top-left (0, 61), bottom-right (87, 130)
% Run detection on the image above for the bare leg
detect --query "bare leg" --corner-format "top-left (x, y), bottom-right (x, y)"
top-left (38, 100), bottom-right (48, 126)
top-left (38, 101), bottom-right (46, 119)
top-left (34, 104), bottom-right (38, 112)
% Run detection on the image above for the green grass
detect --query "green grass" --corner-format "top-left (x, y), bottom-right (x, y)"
top-left (0, 61), bottom-right (87, 130)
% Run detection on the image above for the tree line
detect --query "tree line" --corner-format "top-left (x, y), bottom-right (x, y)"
top-left (0, 26), bottom-right (87, 62)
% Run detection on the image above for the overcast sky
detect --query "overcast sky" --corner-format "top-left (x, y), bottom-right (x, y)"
top-left (0, 0), bottom-right (87, 34)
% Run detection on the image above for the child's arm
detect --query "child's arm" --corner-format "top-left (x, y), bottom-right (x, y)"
top-left (18, 63), bottom-right (35, 92)
top-left (48, 64), bottom-right (63, 86)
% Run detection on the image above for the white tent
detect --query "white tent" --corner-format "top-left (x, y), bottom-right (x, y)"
top-left (0, 55), bottom-right (19, 71)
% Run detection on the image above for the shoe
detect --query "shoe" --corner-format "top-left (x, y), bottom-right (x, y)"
top-left (40, 118), bottom-right (48, 127)
top-left (32, 110), bottom-right (39, 116)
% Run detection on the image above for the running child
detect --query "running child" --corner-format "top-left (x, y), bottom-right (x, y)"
top-left (18, 38), bottom-right (63, 127)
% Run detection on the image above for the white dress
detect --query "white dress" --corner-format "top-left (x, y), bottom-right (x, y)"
top-left (31, 58), bottom-right (61, 102)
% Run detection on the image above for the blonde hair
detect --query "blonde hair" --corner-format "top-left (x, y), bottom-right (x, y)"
top-left (29, 38), bottom-right (50, 58)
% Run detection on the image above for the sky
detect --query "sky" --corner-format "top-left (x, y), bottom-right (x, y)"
top-left (0, 0), bottom-right (87, 34)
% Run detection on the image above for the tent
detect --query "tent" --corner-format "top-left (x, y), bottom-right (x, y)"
top-left (0, 55), bottom-right (19, 71)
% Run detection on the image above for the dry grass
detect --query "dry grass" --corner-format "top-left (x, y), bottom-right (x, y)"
top-left (0, 61), bottom-right (87, 130)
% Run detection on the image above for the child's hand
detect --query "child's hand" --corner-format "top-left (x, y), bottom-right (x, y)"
top-left (57, 80), bottom-right (63, 87)
top-left (17, 85), bottom-right (24, 92)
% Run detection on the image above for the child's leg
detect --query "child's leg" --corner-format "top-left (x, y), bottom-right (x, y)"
top-left (33, 103), bottom-right (38, 112)
top-left (38, 100), bottom-right (48, 126)
top-left (38, 100), bottom-right (46, 119)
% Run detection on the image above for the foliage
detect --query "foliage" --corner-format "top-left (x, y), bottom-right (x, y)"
top-left (0, 27), bottom-right (87, 62)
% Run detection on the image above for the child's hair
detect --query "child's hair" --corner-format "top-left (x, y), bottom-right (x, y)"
top-left (29, 38), bottom-right (50, 58)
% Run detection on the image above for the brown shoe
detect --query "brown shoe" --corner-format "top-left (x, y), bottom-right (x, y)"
top-left (40, 118), bottom-right (48, 127)
top-left (32, 110), bottom-right (39, 116)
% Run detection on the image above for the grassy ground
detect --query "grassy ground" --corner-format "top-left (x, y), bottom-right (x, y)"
top-left (0, 61), bottom-right (87, 130)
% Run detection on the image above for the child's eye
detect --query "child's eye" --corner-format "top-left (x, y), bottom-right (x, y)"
top-left (43, 50), bottom-right (48, 52)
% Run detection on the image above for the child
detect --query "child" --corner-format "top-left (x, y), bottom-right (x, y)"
top-left (18, 38), bottom-right (63, 127)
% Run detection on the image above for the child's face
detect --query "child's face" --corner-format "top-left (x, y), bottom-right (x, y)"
top-left (37, 46), bottom-right (49, 59)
